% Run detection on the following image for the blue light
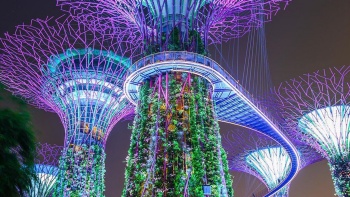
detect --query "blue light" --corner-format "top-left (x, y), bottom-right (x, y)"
top-left (34, 164), bottom-right (59, 176)
top-left (124, 51), bottom-right (300, 197)
top-left (202, 185), bottom-right (211, 195)
top-left (29, 164), bottom-right (59, 197)
top-left (246, 147), bottom-right (291, 196)
top-left (299, 105), bottom-right (350, 161)
top-left (46, 48), bottom-right (130, 74)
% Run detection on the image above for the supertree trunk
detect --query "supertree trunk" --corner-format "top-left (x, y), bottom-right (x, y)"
top-left (274, 66), bottom-right (350, 197)
top-left (55, 145), bottom-right (105, 197)
top-left (123, 72), bottom-right (233, 197)
top-left (0, 15), bottom-right (136, 196)
top-left (329, 161), bottom-right (350, 196)
top-left (43, 52), bottom-right (132, 197)
top-left (57, 0), bottom-right (296, 196)
top-left (53, 102), bottom-right (130, 196)
top-left (54, 121), bottom-right (107, 197)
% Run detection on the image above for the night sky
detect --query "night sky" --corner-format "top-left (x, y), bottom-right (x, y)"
top-left (1, 0), bottom-right (350, 196)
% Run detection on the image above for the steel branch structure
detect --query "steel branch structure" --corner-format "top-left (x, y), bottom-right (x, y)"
top-left (57, 0), bottom-right (299, 196)
top-left (25, 143), bottom-right (63, 197)
top-left (224, 129), bottom-right (289, 196)
top-left (223, 129), bottom-right (322, 197)
top-left (275, 66), bottom-right (350, 197)
top-left (246, 147), bottom-right (291, 197)
top-left (58, 0), bottom-right (290, 49)
top-left (0, 16), bottom-right (135, 196)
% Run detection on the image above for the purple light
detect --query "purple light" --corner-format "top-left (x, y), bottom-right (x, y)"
top-left (275, 66), bottom-right (350, 196)
top-left (57, 0), bottom-right (290, 50)
top-left (223, 128), bottom-right (322, 196)
top-left (0, 16), bottom-right (136, 196)
top-left (26, 143), bottom-right (63, 197)
top-left (55, 0), bottom-right (295, 196)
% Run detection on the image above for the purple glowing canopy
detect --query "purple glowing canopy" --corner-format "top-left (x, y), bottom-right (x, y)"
top-left (223, 129), bottom-right (275, 188)
top-left (274, 66), bottom-right (350, 160)
top-left (26, 143), bottom-right (63, 197)
top-left (0, 16), bottom-right (136, 145)
top-left (0, 15), bottom-right (140, 195)
top-left (57, 0), bottom-right (290, 49)
top-left (35, 143), bottom-right (63, 168)
top-left (223, 128), bottom-right (322, 196)
top-left (274, 66), bottom-right (350, 196)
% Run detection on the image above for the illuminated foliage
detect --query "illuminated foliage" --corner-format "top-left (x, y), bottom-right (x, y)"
top-left (123, 72), bottom-right (233, 197)
top-left (54, 145), bottom-right (105, 197)
top-left (0, 17), bottom-right (135, 196)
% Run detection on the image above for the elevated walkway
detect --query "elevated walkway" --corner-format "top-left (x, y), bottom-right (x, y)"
top-left (124, 51), bottom-right (300, 197)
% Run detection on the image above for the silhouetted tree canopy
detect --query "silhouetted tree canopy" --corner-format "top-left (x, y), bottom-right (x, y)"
top-left (0, 84), bottom-right (37, 196)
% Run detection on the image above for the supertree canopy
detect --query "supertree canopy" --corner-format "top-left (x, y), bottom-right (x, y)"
top-left (223, 128), bottom-right (322, 197)
top-left (58, 0), bottom-right (290, 51)
top-left (26, 143), bottom-right (63, 197)
top-left (57, 0), bottom-right (300, 196)
top-left (246, 147), bottom-right (291, 197)
top-left (0, 16), bottom-right (135, 196)
top-left (275, 66), bottom-right (350, 197)
top-left (223, 129), bottom-right (288, 196)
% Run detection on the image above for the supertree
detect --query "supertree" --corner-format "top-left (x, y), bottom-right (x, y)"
top-left (0, 16), bottom-right (136, 196)
top-left (275, 66), bottom-right (350, 197)
top-left (57, 0), bottom-right (299, 196)
top-left (57, 0), bottom-right (291, 48)
top-left (247, 147), bottom-right (290, 197)
top-left (26, 143), bottom-right (63, 197)
top-left (223, 128), bottom-right (322, 197)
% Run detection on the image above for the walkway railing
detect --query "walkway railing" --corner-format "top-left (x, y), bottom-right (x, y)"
top-left (130, 51), bottom-right (284, 131)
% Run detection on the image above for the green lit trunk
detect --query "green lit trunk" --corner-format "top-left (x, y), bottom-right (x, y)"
top-left (53, 144), bottom-right (105, 197)
top-left (329, 161), bottom-right (350, 197)
top-left (123, 72), bottom-right (233, 197)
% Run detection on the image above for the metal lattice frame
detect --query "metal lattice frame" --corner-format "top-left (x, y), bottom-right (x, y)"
top-left (293, 141), bottom-right (323, 170)
top-left (223, 129), bottom-right (286, 196)
top-left (56, 1), bottom-right (297, 196)
top-left (223, 129), bottom-right (274, 176)
top-left (0, 16), bottom-right (136, 196)
top-left (25, 143), bottom-right (63, 197)
top-left (223, 128), bottom-right (322, 197)
top-left (123, 72), bottom-right (234, 196)
top-left (275, 66), bottom-right (350, 196)
top-left (57, 0), bottom-right (290, 48)
top-left (0, 16), bottom-right (135, 147)
top-left (246, 147), bottom-right (290, 197)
